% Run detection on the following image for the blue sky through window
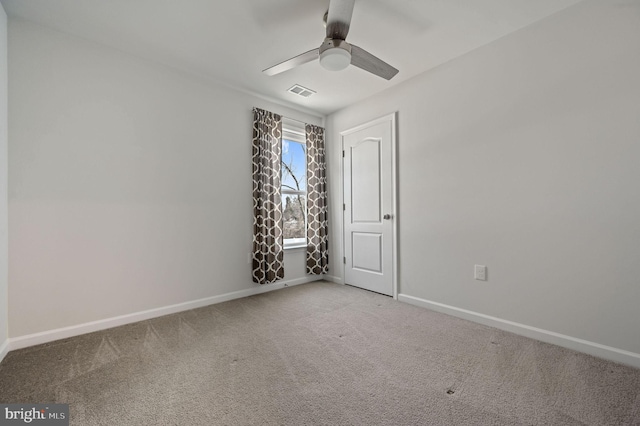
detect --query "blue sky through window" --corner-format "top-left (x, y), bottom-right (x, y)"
top-left (282, 139), bottom-right (306, 191)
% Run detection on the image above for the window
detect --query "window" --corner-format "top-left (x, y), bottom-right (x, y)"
top-left (282, 120), bottom-right (306, 249)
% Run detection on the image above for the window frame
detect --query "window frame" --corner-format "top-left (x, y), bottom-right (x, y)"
top-left (282, 121), bottom-right (307, 250)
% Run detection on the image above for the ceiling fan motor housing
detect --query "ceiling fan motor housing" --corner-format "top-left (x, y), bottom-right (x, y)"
top-left (319, 38), bottom-right (352, 71)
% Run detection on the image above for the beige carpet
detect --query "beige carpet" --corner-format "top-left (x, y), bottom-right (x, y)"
top-left (1, 281), bottom-right (639, 425)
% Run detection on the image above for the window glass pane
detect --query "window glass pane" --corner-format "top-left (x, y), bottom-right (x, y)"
top-left (283, 194), bottom-right (306, 240)
top-left (282, 139), bottom-right (306, 192)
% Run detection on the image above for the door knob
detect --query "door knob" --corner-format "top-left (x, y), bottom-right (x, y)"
top-left (383, 214), bottom-right (392, 220)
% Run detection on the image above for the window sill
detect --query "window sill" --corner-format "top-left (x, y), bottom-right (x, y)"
top-left (284, 243), bottom-right (307, 251)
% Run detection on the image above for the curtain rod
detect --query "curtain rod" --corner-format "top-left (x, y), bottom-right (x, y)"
top-left (253, 107), bottom-right (322, 128)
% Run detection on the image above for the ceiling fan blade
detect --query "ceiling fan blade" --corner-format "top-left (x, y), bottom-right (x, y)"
top-left (350, 44), bottom-right (399, 80)
top-left (326, 0), bottom-right (355, 40)
top-left (262, 48), bottom-right (320, 76)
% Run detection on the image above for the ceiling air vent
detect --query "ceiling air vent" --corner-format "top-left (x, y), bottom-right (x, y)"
top-left (287, 84), bottom-right (316, 98)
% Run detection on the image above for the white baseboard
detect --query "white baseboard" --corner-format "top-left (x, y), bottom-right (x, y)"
top-left (0, 338), bottom-right (9, 364)
top-left (324, 275), bottom-right (343, 285)
top-left (398, 293), bottom-right (640, 369)
top-left (9, 276), bottom-right (323, 352)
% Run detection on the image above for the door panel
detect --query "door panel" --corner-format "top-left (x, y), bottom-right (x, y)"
top-left (343, 115), bottom-right (395, 296)
top-left (352, 233), bottom-right (383, 273)
top-left (351, 139), bottom-right (381, 223)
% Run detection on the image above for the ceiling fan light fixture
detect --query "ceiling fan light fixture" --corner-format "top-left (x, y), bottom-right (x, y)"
top-left (319, 47), bottom-right (352, 71)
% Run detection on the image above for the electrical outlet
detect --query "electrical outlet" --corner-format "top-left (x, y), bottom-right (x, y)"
top-left (474, 265), bottom-right (487, 281)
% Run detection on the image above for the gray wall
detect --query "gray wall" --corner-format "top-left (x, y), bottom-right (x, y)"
top-left (0, 2), bottom-right (8, 358)
top-left (326, 0), bottom-right (640, 356)
top-left (7, 19), bottom-right (322, 338)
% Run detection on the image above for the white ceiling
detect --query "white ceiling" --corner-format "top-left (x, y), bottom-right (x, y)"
top-left (0, 0), bottom-right (583, 115)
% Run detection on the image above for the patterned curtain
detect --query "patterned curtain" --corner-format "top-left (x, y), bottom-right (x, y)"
top-left (306, 124), bottom-right (329, 275)
top-left (252, 108), bottom-right (284, 284)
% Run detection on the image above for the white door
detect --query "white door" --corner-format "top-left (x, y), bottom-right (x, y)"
top-left (342, 114), bottom-right (396, 297)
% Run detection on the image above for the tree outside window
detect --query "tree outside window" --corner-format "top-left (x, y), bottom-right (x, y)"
top-left (282, 139), bottom-right (306, 246)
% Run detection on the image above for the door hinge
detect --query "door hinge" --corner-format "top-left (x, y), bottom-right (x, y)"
top-left (343, 257), bottom-right (346, 264)
top-left (342, 150), bottom-right (345, 158)
top-left (343, 203), bottom-right (346, 211)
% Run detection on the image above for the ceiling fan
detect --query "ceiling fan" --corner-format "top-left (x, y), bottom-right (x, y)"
top-left (262, 0), bottom-right (399, 80)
